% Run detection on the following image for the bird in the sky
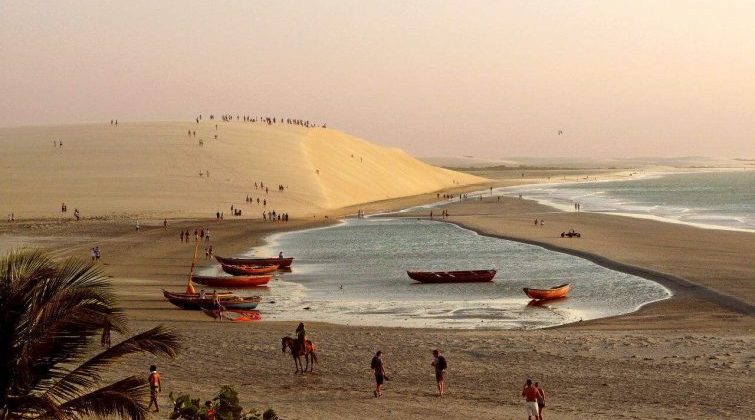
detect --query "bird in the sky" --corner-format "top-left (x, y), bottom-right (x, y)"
top-left (558, 130), bottom-right (564, 135)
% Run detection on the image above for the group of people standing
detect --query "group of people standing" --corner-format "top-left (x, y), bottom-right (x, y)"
top-left (180, 227), bottom-right (211, 243)
top-left (194, 112), bottom-right (326, 128)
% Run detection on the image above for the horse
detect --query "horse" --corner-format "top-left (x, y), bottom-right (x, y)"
top-left (281, 336), bottom-right (317, 373)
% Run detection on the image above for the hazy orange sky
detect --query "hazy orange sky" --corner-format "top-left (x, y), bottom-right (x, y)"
top-left (1, 1), bottom-right (753, 158)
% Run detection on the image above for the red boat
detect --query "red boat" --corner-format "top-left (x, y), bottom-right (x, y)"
top-left (407, 270), bottom-right (497, 283)
top-left (191, 274), bottom-right (271, 288)
top-left (220, 263), bottom-right (279, 276)
top-left (523, 283), bottom-right (570, 300)
top-left (215, 255), bottom-right (294, 268)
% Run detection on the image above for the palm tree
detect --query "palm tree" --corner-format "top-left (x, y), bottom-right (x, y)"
top-left (0, 249), bottom-right (180, 419)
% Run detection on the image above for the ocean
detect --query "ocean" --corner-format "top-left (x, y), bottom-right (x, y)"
top-left (502, 170), bottom-right (755, 232)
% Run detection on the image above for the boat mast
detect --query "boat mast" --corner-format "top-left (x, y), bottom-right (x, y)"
top-left (186, 239), bottom-right (200, 293)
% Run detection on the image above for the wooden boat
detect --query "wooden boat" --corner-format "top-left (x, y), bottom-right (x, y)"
top-left (407, 270), bottom-right (497, 283)
top-left (162, 290), bottom-right (236, 310)
top-left (215, 255), bottom-right (294, 268)
top-left (523, 283), bottom-right (570, 300)
top-left (220, 263), bottom-right (279, 276)
top-left (201, 308), bottom-right (262, 322)
top-left (203, 295), bottom-right (261, 310)
top-left (191, 274), bottom-right (271, 288)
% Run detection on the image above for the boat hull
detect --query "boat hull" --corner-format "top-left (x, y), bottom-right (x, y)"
top-left (523, 283), bottom-right (570, 300)
top-left (163, 290), bottom-right (236, 310)
top-left (192, 275), bottom-right (271, 288)
top-left (407, 270), bottom-right (497, 283)
top-left (215, 256), bottom-right (294, 268)
top-left (220, 263), bottom-right (279, 276)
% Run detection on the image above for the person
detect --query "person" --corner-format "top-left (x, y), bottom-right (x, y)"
top-left (431, 349), bottom-right (447, 396)
top-left (295, 322), bottom-right (306, 350)
top-left (163, 219), bottom-right (167, 230)
top-left (210, 291), bottom-right (223, 320)
top-left (180, 230), bottom-right (184, 242)
top-left (135, 219), bottom-right (140, 231)
top-left (540, 219), bottom-right (544, 226)
top-left (535, 382), bottom-right (545, 420)
top-left (371, 350), bottom-right (386, 397)
top-left (205, 230), bottom-right (210, 242)
top-left (95, 246), bottom-right (101, 262)
top-left (91, 248), bottom-right (97, 262)
top-left (522, 379), bottom-right (540, 420)
top-left (205, 401), bottom-right (216, 420)
top-left (534, 218), bottom-right (538, 226)
top-left (199, 289), bottom-right (206, 300)
top-left (147, 365), bottom-right (161, 412)
top-left (279, 251), bottom-right (284, 259)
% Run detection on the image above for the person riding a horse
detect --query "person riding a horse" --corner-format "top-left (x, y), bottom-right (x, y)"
top-left (296, 322), bottom-right (306, 351)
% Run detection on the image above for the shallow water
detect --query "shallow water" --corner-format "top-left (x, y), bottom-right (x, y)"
top-left (211, 217), bottom-right (671, 329)
top-left (504, 171), bottom-right (755, 231)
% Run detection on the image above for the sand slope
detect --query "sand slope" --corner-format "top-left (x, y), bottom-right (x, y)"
top-left (0, 122), bottom-right (484, 219)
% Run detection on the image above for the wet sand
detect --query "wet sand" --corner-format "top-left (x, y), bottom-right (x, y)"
top-left (1, 187), bottom-right (753, 419)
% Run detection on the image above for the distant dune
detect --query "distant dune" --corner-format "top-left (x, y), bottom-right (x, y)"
top-left (0, 122), bottom-right (484, 219)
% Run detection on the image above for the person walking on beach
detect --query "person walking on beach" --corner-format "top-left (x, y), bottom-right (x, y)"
top-left (147, 365), bottom-right (161, 412)
top-left (522, 379), bottom-right (540, 420)
top-left (535, 382), bottom-right (545, 420)
top-left (431, 349), bottom-right (447, 396)
top-left (371, 351), bottom-right (386, 397)
top-left (135, 219), bottom-right (140, 231)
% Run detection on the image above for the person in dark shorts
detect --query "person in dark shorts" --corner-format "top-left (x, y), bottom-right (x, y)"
top-left (535, 382), bottom-right (545, 420)
top-left (371, 350), bottom-right (386, 397)
top-left (431, 349), bottom-right (447, 396)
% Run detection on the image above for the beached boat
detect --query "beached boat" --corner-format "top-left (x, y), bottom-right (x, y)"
top-left (191, 274), bottom-right (271, 288)
top-left (407, 269), bottom-right (497, 283)
top-left (162, 290), bottom-right (237, 310)
top-left (523, 283), bottom-right (571, 300)
top-left (201, 308), bottom-right (262, 322)
top-left (220, 263), bottom-right (279, 276)
top-left (215, 255), bottom-right (294, 268)
top-left (202, 295), bottom-right (261, 310)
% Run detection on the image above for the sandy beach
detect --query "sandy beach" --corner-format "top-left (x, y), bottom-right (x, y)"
top-left (2, 166), bottom-right (753, 419)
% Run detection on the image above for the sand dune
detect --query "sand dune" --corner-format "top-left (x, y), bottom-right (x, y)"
top-left (0, 122), bottom-right (484, 219)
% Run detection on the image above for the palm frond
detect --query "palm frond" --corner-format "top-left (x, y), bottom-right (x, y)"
top-left (44, 326), bottom-right (180, 402)
top-left (58, 376), bottom-right (149, 420)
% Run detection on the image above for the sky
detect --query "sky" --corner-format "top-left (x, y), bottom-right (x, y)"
top-left (1, 0), bottom-right (754, 158)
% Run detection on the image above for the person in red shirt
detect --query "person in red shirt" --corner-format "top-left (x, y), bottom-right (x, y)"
top-left (522, 379), bottom-right (540, 420)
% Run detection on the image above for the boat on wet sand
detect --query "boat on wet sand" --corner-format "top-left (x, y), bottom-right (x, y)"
top-left (523, 283), bottom-right (571, 300)
top-left (220, 263), bottom-right (279, 275)
top-left (215, 255), bottom-right (294, 268)
top-left (407, 269), bottom-right (497, 283)
top-left (163, 290), bottom-right (237, 310)
top-left (191, 274), bottom-right (271, 288)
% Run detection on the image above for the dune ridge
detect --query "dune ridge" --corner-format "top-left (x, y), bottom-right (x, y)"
top-left (0, 122), bottom-right (485, 219)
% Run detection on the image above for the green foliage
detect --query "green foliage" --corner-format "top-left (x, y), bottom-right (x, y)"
top-left (216, 385), bottom-right (242, 420)
top-left (170, 386), bottom-right (278, 420)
